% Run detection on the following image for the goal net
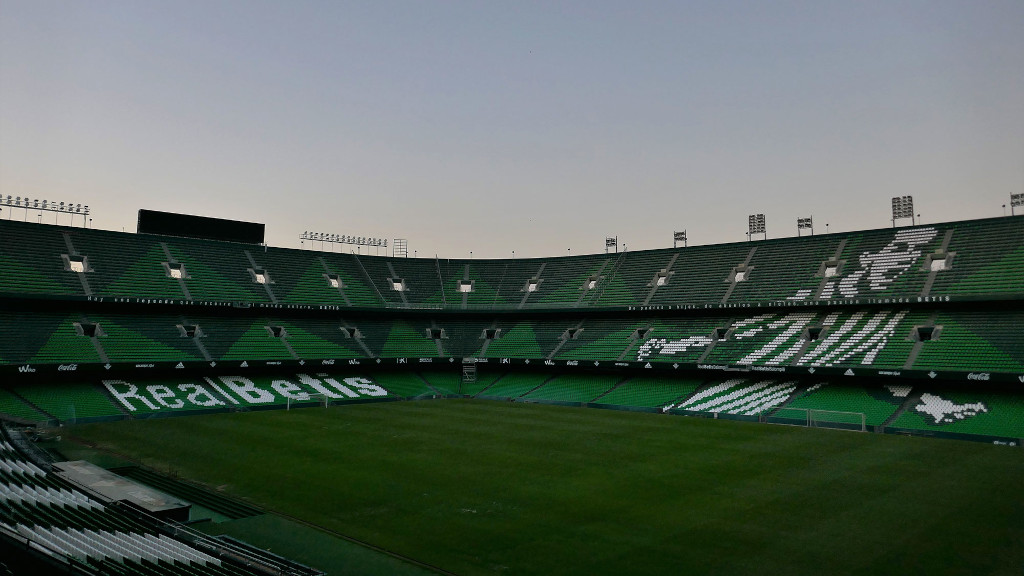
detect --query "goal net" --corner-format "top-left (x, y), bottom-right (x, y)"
top-left (764, 407), bottom-right (867, 432)
top-left (286, 393), bottom-right (331, 410)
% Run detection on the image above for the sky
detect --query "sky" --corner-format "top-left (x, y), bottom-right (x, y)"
top-left (1, 1), bottom-right (1022, 258)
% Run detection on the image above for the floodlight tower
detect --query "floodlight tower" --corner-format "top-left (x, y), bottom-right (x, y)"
top-left (1011, 193), bottom-right (1024, 216)
top-left (673, 230), bottom-right (687, 248)
top-left (891, 196), bottom-right (915, 226)
top-left (1, 196), bottom-right (90, 227)
top-left (393, 239), bottom-right (408, 258)
top-left (605, 236), bottom-right (618, 254)
top-left (797, 217), bottom-right (813, 237)
top-left (747, 214), bottom-right (766, 241)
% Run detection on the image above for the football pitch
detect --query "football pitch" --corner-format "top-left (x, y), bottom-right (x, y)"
top-left (67, 399), bottom-right (1024, 576)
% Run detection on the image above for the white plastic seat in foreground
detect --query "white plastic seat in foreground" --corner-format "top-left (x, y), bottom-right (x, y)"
top-left (124, 532), bottom-right (179, 564)
top-left (59, 486), bottom-right (102, 509)
top-left (24, 525), bottom-right (87, 562)
top-left (53, 525), bottom-right (123, 563)
top-left (0, 457), bottom-right (44, 477)
top-left (79, 529), bottom-right (144, 564)
top-left (6, 483), bottom-right (101, 510)
top-left (149, 532), bottom-right (221, 566)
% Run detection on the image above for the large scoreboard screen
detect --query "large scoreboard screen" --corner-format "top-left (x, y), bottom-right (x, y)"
top-left (137, 209), bottom-right (265, 244)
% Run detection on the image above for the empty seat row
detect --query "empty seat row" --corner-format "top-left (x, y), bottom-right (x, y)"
top-left (3, 217), bottom-right (1020, 308)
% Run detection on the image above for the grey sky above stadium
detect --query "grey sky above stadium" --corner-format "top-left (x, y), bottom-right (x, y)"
top-left (1, 1), bottom-right (1022, 258)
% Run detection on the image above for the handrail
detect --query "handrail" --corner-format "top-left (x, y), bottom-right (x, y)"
top-left (434, 256), bottom-right (447, 308)
top-left (591, 248), bottom-right (629, 306)
top-left (350, 253), bottom-right (389, 306)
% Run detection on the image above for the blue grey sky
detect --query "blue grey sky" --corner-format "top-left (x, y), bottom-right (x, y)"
top-left (2, 1), bottom-right (1022, 257)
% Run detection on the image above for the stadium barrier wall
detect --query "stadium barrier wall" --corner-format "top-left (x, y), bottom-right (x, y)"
top-left (881, 427), bottom-right (1022, 447)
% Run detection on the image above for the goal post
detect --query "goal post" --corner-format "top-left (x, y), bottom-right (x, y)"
top-left (763, 407), bottom-right (809, 426)
top-left (810, 409), bottom-right (866, 432)
top-left (764, 407), bottom-right (866, 432)
top-left (286, 393), bottom-right (331, 410)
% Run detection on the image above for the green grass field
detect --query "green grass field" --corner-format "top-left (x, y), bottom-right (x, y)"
top-left (67, 399), bottom-right (1024, 576)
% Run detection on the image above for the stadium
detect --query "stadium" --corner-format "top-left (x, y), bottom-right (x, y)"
top-left (4, 3), bottom-right (1024, 575)
top-left (0, 206), bottom-right (1022, 575)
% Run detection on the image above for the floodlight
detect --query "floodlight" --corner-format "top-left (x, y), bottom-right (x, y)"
top-left (797, 216), bottom-right (813, 236)
top-left (302, 230), bottom-right (394, 251)
top-left (3, 195), bottom-right (93, 226)
top-left (891, 195), bottom-right (915, 225)
top-left (748, 214), bottom-right (766, 239)
top-left (673, 230), bottom-right (687, 248)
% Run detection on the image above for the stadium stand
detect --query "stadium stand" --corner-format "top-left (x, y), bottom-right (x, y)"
top-left (590, 376), bottom-right (703, 410)
top-left (776, 383), bottom-right (904, 427)
top-left (161, 238), bottom-right (272, 303)
top-left (87, 314), bottom-right (203, 365)
top-left (66, 229), bottom-right (185, 300)
top-left (475, 373), bottom-right (552, 400)
top-left (519, 374), bottom-right (623, 404)
top-left (371, 372), bottom-right (441, 399)
top-left (275, 319), bottom-right (364, 360)
top-left (3, 210), bottom-right (1023, 576)
top-left (3, 217), bottom-right (1023, 307)
top-left (0, 427), bottom-right (322, 575)
top-left (458, 371), bottom-right (507, 397)
top-left (911, 311), bottom-right (1024, 373)
top-left (927, 217), bottom-right (1024, 297)
top-left (553, 318), bottom-right (645, 361)
top-left (1, 214), bottom-right (1022, 485)
top-left (887, 388), bottom-right (1024, 438)
top-left (3, 308), bottom-right (1024, 380)
top-left (380, 320), bottom-right (446, 358)
top-left (0, 390), bottom-right (45, 423)
top-left (590, 249), bottom-right (670, 307)
top-left (0, 221), bottom-right (83, 297)
top-left (418, 371), bottom-right (464, 396)
top-left (12, 382), bottom-right (124, 422)
top-left (667, 378), bottom-right (803, 417)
